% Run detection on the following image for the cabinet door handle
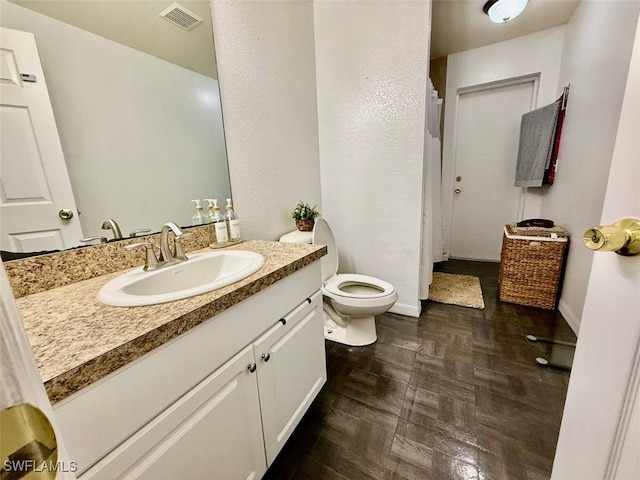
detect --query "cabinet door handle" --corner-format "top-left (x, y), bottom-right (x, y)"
top-left (261, 353), bottom-right (271, 362)
top-left (247, 363), bottom-right (257, 373)
top-left (279, 318), bottom-right (287, 326)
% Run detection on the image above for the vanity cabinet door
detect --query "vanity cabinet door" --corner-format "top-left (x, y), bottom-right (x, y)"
top-left (81, 345), bottom-right (266, 480)
top-left (254, 291), bottom-right (326, 465)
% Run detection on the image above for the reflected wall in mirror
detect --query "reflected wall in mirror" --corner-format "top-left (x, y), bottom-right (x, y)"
top-left (0, 0), bottom-right (231, 254)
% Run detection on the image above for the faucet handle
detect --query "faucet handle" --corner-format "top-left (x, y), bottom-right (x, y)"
top-left (129, 229), bottom-right (151, 238)
top-left (173, 233), bottom-right (194, 261)
top-left (125, 242), bottom-right (159, 271)
top-left (81, 236), bottom-right (107, 244)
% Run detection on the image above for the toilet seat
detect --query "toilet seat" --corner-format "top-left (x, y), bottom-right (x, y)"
top-left (312, 218), bottom-right (396, 302)
top-left (309, 218), bottom-right (397, 346)
top-left (324, 274), bottom-right (395, 299)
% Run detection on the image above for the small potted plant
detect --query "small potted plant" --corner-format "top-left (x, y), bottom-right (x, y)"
top-left (291, 201), bottom-right (320, 232)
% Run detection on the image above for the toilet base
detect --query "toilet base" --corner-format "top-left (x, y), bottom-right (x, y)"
top-left (322, 309), bottom-right (377, 347)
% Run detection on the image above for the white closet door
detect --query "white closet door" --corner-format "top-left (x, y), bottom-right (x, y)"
top-left (449, 79), bottom-right (535, 261)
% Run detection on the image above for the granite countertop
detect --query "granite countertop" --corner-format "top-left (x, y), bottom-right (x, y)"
top-left (16, 240), bottom-right (326, 404)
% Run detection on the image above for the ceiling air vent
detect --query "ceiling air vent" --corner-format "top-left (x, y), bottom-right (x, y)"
top-left (159, 3), bottom-right (203, 30)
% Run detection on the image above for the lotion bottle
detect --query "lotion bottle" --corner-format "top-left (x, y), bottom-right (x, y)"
top-left (225, 198), bottom-right (241, 241)
top-left (191, 199), bottom-right (206, 225)
top-left (204, 198), bottom-right (228, 244)
top-left (204, 199), bottom-right (215, 224)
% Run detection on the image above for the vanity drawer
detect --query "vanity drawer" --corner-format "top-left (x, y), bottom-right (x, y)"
top-left (54, 261), bottom-right (321, 475)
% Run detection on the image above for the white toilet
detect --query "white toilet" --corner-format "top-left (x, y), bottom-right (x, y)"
top-left (312, 218), bottom-right (397, 346)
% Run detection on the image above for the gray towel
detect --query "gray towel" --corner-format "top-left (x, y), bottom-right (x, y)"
top-left (514, 101), bottom-right (561, 187)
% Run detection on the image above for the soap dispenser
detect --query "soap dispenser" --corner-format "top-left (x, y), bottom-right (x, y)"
top-left (204, 198), bottom-right (215, 224)
top-left (204, 198), bottom-right (228, 245)
top-left (191, 199), bottom-right (206, 225)
top-left (225, 198), bottom-right (241, 241)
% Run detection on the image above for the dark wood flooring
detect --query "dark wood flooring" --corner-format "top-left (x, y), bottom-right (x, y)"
top-left (263, 260), bottom-right (577, 480)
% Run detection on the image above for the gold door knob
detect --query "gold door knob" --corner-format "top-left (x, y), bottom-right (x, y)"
top-left (583, 218), bottom-right (640, 256)
top-left (58, 209), bottom-right (74, 220)
top-left (454, 188), bottom-right (462, 194)
top-left (0, 404), bottom-right (58, 479)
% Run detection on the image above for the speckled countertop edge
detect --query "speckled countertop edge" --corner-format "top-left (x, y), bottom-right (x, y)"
top-left (15, 240), bottom-right (326, 404)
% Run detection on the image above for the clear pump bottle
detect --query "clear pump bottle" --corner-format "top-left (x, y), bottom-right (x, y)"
top-left (191, 199), bottom-right (206, 225)
top-left (204, 198), bottom-right (228, 244)
top-left (225, 198), bottom-right (241, 241)
top-left (204, 198), bottom-right (215, 224)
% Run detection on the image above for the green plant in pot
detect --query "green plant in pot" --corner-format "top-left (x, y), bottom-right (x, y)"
top-left (291, 201), bottom-right (320, 232)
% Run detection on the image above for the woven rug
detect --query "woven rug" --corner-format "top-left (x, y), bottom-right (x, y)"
top-left (428, 272), bottom-right (485, 310)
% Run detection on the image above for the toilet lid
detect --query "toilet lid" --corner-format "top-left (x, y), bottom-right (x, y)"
top-left (312, 218), bottom-right (338, 283)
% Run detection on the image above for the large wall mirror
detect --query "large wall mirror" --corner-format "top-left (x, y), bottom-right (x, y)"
top-left (0, 0), bottom-right (231, 255)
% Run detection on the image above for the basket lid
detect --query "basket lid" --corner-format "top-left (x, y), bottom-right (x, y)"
top-left (505, 224), bottom-right (569, 242)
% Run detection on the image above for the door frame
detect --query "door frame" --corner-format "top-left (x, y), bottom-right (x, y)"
top-left (441, 73), bottom-right (540, 260)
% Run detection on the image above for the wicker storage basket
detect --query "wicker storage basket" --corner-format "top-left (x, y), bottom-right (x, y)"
top-left (499, 224), bottom-right (570, 309)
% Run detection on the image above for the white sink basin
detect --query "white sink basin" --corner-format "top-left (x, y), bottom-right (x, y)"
top-left (98, 250), bottom-right (265, 307)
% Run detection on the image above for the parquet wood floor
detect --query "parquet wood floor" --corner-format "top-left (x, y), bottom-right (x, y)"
top-left (264, 260), bottom-right (576, 480)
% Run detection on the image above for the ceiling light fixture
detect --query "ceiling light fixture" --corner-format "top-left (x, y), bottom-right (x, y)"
top-left (483, 0), bottom-right (529, 23)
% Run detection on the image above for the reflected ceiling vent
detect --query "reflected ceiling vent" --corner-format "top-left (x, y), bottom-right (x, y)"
top-left (159, 3), bottom-right (203, 30)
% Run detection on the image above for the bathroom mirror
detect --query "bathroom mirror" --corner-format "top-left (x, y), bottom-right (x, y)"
top-left (0, 0), bottom-right (231, 254)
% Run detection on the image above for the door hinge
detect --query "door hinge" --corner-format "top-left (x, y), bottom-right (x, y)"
top-left (20, 73), bottom-right (37, 83)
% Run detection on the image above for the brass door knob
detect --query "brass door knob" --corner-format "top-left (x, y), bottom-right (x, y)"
top-left (454, 188), bottom-right (462, 194)
top-left (0, 404), bottom-right (58, 479)
top-left (58, 209), bottom-right (74, 220)
top-left (583, 218), bottom-right (640, 256)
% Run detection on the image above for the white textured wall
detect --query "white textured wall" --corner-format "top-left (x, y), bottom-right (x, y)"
top-left (442, 26), bottom-right (565, 257)
top-left (314, 0), bottom-right (431, 316)
top-left (539, 0), bottom-right (640, 332)
top-left (210, 0), bottom-right (321, 241)
top-left (1, 1), bottom-right (230, 239)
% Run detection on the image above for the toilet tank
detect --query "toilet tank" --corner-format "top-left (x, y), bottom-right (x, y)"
top-left (279, 230), bottom-right (313, 244)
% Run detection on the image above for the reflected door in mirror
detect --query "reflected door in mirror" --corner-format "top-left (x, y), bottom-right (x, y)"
top-left (0, 27), bottom-right (83, 253)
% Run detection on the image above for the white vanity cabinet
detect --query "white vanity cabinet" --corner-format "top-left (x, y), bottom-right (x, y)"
top-left (84, 345), bottom-right (266, 480)
top-left (254, 295), bottom-right (326, 464)
top-left (53, 262), bottom-right (325, 480)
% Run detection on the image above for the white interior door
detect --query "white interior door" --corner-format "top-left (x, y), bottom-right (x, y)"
top-left (551, 21), bottom-right (640, 479)
top-left (449, 78), bottom-right (536, 261)
top-left (0, 27), bottom-right (83, 253)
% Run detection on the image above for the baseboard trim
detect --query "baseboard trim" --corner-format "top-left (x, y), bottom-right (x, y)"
top-left (558, 299), bottom-right (580, 335)
top-left (389, 302), bottom-right (421, 318)
top-left (449, 256), bottom-right (500, 263)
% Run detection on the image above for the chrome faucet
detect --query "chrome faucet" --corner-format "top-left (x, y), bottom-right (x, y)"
top-left (102, 218), bottom-right (123, 240)
top-left (159, 222), bottom-right (189, 263)
top-left (125, 222), bottom-right (190, 271)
